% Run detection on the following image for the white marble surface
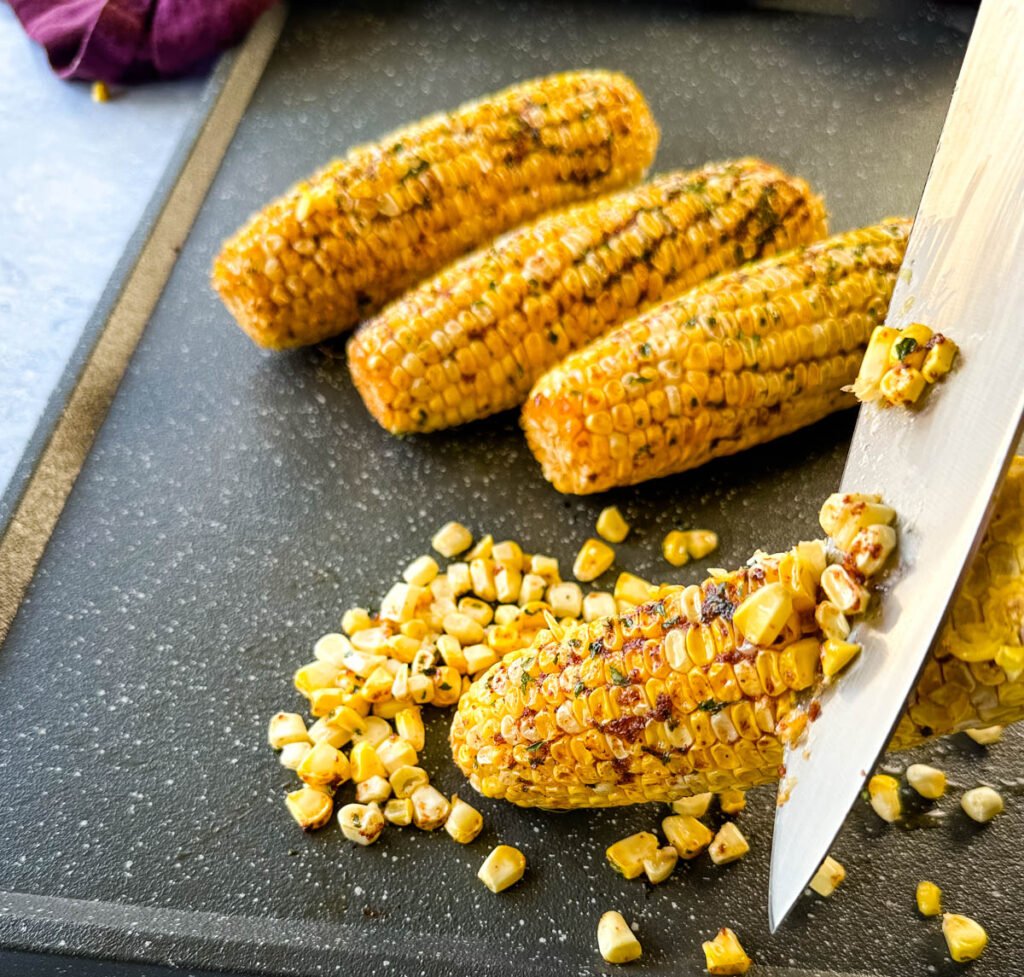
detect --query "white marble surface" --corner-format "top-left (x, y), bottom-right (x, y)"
top-left (0, 5), bottom-right (205, 497)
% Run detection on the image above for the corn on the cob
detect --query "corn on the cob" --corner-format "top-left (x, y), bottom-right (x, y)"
top-left (348, 159), bottom-right (827, 432)
top-left (450, 457), bottom-right (1024, 808)
top-left (213, 71), bottom-right (658, 350)
top-left (522, 219), bottom-right (911, 494)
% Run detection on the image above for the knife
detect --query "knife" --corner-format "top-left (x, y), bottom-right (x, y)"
top-left (768, 0), bottom-right (1024, 932)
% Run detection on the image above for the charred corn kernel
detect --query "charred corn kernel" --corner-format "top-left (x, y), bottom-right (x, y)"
top-left (377, 736), bottom-right (418, 774)
top-left (479, 844), bottom-right (527, 893)
top-left (338, 802), bottom-right (385, 846)
top-left (733, 583), bottom-right (793, 646)
top-left (447, 562), bottom-right (472, 596)
top-left (307, 718), bottom-right (348, 749)
top-left (495, 604), bottom-right (521, 626)
top-left (663, 815), bottom-right (713, 860)
top-left (820, 565), bottom-right (870, 615)
top-left (573, 539), bottom-right (615, 583)
top-left (818, 491), bottom-right (881, 537)
top-left (960, 786), bottom-right (1004, 823)
top-left (687, 530), bottom-right (719, 559)
top-left (597, 507), bottom-right (630, 544)
top-left (524, 220), bottom-right (910, 495)
top-left (402, 555), bottom-right (439, 587)
top-left (341, 608), bottom-right (373, 634)
top-left (718, 789), bottom-right (746, 815)
top-left (313, 632), bottom-right (353, 667)
top-left (583, 591), bottom-right (617, 622)
top-left (457, 597), bottom-right (493, 627)
top-left (662, 531), bottom-right (690, 568)
top-left (851, 325), bottom-right (900, 401)
top-left (352, 714), bottom-right (390, 747)
top-left (390, 764), bottom-right (430, 799)
top-left (443, 612), bottom-right (485, 645)
top-left (279, 741), bottom-right (312, 770)
top-left (942, 914), bottom-right (988, 963)
top-left (598, 911), bottom-right (642, 964)
top-left (297, 741), bottom-right (351, 789)
top-left (906, 763), bottom-right (947, 800)
top-left (393, 706), bottom-right (425, 751)
top-left (350, 740), bottom-right (387, 782)
top-left (709, 823), bottom-right (749, 866)
top-left (217, 72), bottom-right (657, 350)
top-left (445, 795), bottom-right (484, 844)
top-left (464, 643), bottom-right (498, 674)
top-left (809, 856), bottom-right (846, 897)
top-left (519, 573), bottom-right (548, 605)
top-left (826, 498), bottom-right (896, 553)
top-left (384, 797), bottom-right (413, 826)
top-left (643, 846), bottom-right (678, 884)
top-left (411, 784), bottom-right (450, 830)
top-left (470, 559), bottom-right (497, 601)
top-left (922, 335), bottom-right (958, 383)
top-left (293, 660), bottom-right (341, 697)
top-left (432, 666), bottom-right (462, 706)
top-left (868, 774), bottom-right (902, 823)
top-left (880, 363), bottom-right (927, 405)
top-left (815, 600), bottom-right (850, 642)
top-left (702, 928), bottom-right (751, 975)
top-left (889, 323), bottom-right (932, 368)
top-left (286, 786), bottom-right (333, 831)
top-left (821, 638), bottom-right (861, 679)
top-left (614, 571), bottom-right (655, 605)
top-left (965, 726), bottom-right (1004, 745)
top-left (606, 832), bottom-right (659, 879)
top-left (916, 881), bottom-right (943, 917)
top-left (267, 712), bottom-right (309, 750)
top-left (548, 582), bottom-right (583, 619)
top-left (356, 775), bottom-right (392, 805)
top-left (672, 793), bottom-right (713, 818)
top-left (530, 554), bottom-right (561, 585)
top-left (432, 522), bottom-right (473, 558)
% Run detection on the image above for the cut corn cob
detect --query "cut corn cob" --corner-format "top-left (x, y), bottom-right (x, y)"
top-left (522, 219), bottom-right (911, 494)
top-left (348, 158), bottom-right (827, 433)
top-left (213, 71), bottom-right (658, 350)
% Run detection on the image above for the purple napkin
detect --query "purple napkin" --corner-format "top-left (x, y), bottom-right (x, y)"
top-left (11, 0), bottom-right (277, 83)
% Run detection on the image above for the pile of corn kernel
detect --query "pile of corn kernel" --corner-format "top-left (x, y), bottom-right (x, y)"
top-left (849, 321), bottom-right (958, 407)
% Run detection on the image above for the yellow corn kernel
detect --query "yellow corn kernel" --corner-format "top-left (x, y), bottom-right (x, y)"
top-left (351, 714), bottom-right (390, 747)
top-left (868, 774), bottom-right (902, 823)
top-left (362, 665), bottom-right (395, 703)
top-left (376, 736), bottom-right (418, 774)
top-left (433, 665), bottom-right (462, 706)
top-left (906, 763), bottom-right (946, 800)
top-left (829, 499), bottom-right (897, 554)
top-left (574, 539), bottom-right (615, 582)
top-left (307, 717), bottom-right (347, 749)
top-left (852, 325), bottom-right (900, 401)
top-left (733, 583), bottom-right (793, 646)
top-left (355, 775), bottom-right (392, 805)
top-left (338, 802), bottom-right (385, 846)
top-left (821, 638), bottom-right (861, 679)
top-left (350, 740), bottom-right (387, 782)
top-left (942, 913), bottom-right (988, 963)
top-left (889, 323), bottom-right (932, 369)
top-left (815, 600), bottom-right (850, 642)
top-left (466, 534), bottom-right (493, 561)
top-left (341, 607), bottom-right (373, 634)
top-left (267, 712), bottom-right (309, 750)
top-left (598, 911), bottom-right (642, 964)
top-left (818, 491), bottom-right (884, 537)
top-left (410, 784), bottom-right (450, 830)
top-left (493, 540), bottom-right (523, 569)
top-left (447, 561), bottom-right (472, 596)
top-left (922, 335), bottom-right (958, 383)
top-left (548, 582), bottom-right (583, 618)
top-left (965, 726), bottom-right (1004, 745)
top-left (820, 565), bottom-right (870, 615)
top-left (384, 797), bottom-right (413, 826)
top-left (432, 522), bottom-right (473, 558)
top-left (350, 627), bottom-right (390, 653)
top-left (389, 764), bottom-right (429, 798)
top-left (606, 831), bottom-right (660, 879)
top-left (687, 530), bottom-right (719, 559)
top-left (494, 563), bottom-right (522, 603)
top-left (297, 741), bottom-right (351, 789)
top-left (279, 741), bottom-right (312, 771)
top-left (437, 634), bottom-right (468, 674)
top-left (443, 611), bottom-right (485, 645)
top-left (662, 530), bottom-right (690, 568)
top-left (848, 524), bottom-right (897, 578)
top-left (643, 846), bottom-right (678, 884)
top-left (916, 880), bottom-right (942, 917)
top-left (614, 571), bottom-right (655, 605)
top-left (293, 660), bottom-right (341, 697)
top-left (779, 638), bottom-right (821, 691)
top-left (394, 706), bottom-right (425, 751)
top-left (960, 786), bottom-right (1004, 823)
top-left (582, 591), bottom-right (616, 622)
top-left (372, 699), bottom-right (405, 719)
top-left (702, 927), bottom-right (751, 975)
top-left (671, 793), bottom-right (713, 818)
top-left (464, 643), bottom-right (499, 675)
top-left (91, 81), bottom-right (110, 103)
top-left (470, 559), bottom-right (497, 601)
top-left (596, 506), bottom-right (630, 543)
top-left (518, 573), bottom-right (548, 605)
top-left (809, 855), bottom-right (846, 897)
top-left (880, 364), bottom-right (927, 405)
top-left (530, 554), bottom-right (561, 585)
top-left (478, 845), bottom-right (527, 893)
top-left (494, 604), bottom-right (520, 626)
top-left (388, 633), bottom-right (421, 662)
top-left (285, 786), bottom-right (333, 831)
top-left (402, 555), bottom-right (439, 587)
top-left (381, 582), bottom-right (425, 624)
top-left (445, 795), bottom-right (484, 844)
top-left (662, 815), bottom-right (714, 860)
top-left (709, 822), bottom-right (749, 865)
top-left (718, 789), bottom-right (746, 815)
top-left (313, 632), bottom-right (353, 667)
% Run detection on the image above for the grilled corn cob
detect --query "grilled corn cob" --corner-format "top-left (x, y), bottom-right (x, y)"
top-left (348, 159), bottom-right (827, 432)
top-left (450, 457), bottom-right (1024, 808)
top-left (213, 71), bottom-right (658, 350)
top-left (522, 219), bottom-right (911, 494)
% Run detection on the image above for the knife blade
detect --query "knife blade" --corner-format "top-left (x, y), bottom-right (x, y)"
top-left (769, 0), bottom-right (1024, 932)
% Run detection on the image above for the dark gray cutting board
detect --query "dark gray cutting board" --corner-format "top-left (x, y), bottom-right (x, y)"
top-left (4, 2), bottom-right (1021, 975)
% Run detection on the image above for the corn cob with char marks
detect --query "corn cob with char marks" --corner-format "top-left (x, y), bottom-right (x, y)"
top-left (347, 159), bottom-right (827, 433)
top-left (522, 218), bottom-right (911, 494)
top-left (213, 71), bottom-right (658, 350)
top-left (450, 457), bottom-right (1024, 809)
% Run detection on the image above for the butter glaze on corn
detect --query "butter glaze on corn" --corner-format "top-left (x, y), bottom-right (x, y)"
top-left (348, 159), bottom-right (827, 432)
top-left (213, 71), bottom-right (658, 349)
top-left (522, 218), bottom-right (911, 494)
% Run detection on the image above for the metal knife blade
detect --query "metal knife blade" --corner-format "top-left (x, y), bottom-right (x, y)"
top-left (769, 0), bottom-right (1024, 932)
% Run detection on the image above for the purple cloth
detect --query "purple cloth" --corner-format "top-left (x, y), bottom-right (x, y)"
top-left (11, 0), bottom-right (277, 82)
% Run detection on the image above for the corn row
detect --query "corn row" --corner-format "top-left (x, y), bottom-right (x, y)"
top-left (522, 218), bottom-right (912, 494)
top-left (450, 457), bottom-right (1024, 809)
top-left (347, 158), bottom-right (827, 433)
top-left (213, 71), bottom-right (658, 349)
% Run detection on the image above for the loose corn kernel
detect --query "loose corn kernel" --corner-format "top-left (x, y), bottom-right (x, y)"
top-left (597, 911), bottom-right (642, 964)
top-left (916, 880), bottom-right (942, 917)
top-left (702, 927), bottom-right (751, 975)
top-left (820, 564), bottom-right (870, 614)
top-left (478, 844), bottom-right (527, 893)
top-left (376, 735), bottom-right (418, 773)
top-left (372, 699), bottom-right (405, 719)
top-left (313, 632), bottom-right (353, 667)
top-left (362, 665), bottom-right (395, 703)
top-left (906, 763), bottom-right (947, 800)
top-left (809, 856), bottom-right (846, 897)
top-left (380, 582), bottom-right (425, 623)
top-left (493, 540), bottom-right (523, 570)
top-left (529, 554), bottom-right (560, 584)
top-left (733, 582), bottom-right (793, 646)
top-left (466, 534), bottom-right (493, 561)
top-left (443, 611), bottom-right (485, 644)
top-left (351, 714), bottom-right (390, 747)
top-left (686, 530), bottom-right (719, 559)
top-left (606, 831), bottom-right (659, 879)
top-left (279, 741), bottom-right (312, 770)
top-left (338, 802), bottom-right (385, 846)
top-left (433, 665), bottom-right (462, 706)
top-left (402, 555), bottom-right (439, 587)
top-left (671, 793), bottom-right (713, 818)
top-left (428, 576), bottom-right (453, 602)
top-left (410, 784), bottom-right (450, 830)
top-left (852, 325), bottom-right (900, 401)
top-left (922, 335), bottom-right (958, 383)
top-left (341, 607), bottom-right (373, 634)
top-left (389, 764), bottom-right (429, 798)
top-left (518, 573), bottom-right (548, 605)
top-left (596, 506), bottom-right (630, 543)
top-left (548, 582), bottom-right (583, 618)
top-left (614, 571), bottom-right (655, 605)
top-left (662, 531), bottom-right (690, 568)
top-left (297, 742), bottom-right (351, 789)
top-left (643, 846), bottom-right (678, 884)
top-left (307, 687), bottom-right (343, 718)
top-left (447, 562), bottom-right (472, 596)
top-left (445, 795), bottom-right (484, 844)
top-left (494, 564), bottom-right (522, 603)
top-left (91, 81), bottom-right (110, 103)
top-left (470, 559), bottom-right (497, 601)
top-left (868, 774), bottom-right (902, 823)
top-left (267, 712), bottom-right (309, 750)
top-left (662, 815), bottom-right (714, 860)
top-left (350, 627), bottom-right (390, 653)
top-left (394, 706), bottom-right (425, 750)
top-left (960, 786), bottom-right (1004, 823)
top-left (818, 492), bottom-right (885, 538)
top-left (464, 643), bottom-right (498, 675)
top-left (709, 822), bottom-right (749, 865)
top-left (815, 600), bottom-right (850, 642)
top-left (880, 363), bottom-right (927, 405)
top-left (356, 775), bottom-right (392, 805)
top-left (432, 522), bottom-right (473, 558)
top-left (583, 591), bottom-right (617, 622)
top-left (889, 323), bottom-right (932, 369)
top-left (350, 740), bottom-right (387, 782)
top-left (942, 913), bottom-right (988, 963)
top-left (293, 660), bottom-right (341, 697)
top-left (494, 604), bottom-right (520, 626)
top-left (285, 786), bottom-right (333, 831)
top-left (384, 797), bottom-right (413, 826)
top-left (848, 524), bottom-right (897, 578)
top-left (718, 789), bottom-right (746, 815)
top-left (965, 726), bottom-right (1004, 745)
top-left (574, 539), bottom-right (615, 582)
top-left (821, 638), bottom-right (862, 679)
top-left (437, 634), bottom-right (468, 673)
top-left (457, 596), bottom-right (494, 627)
top-left (308, 717), bottom-right (348, 749)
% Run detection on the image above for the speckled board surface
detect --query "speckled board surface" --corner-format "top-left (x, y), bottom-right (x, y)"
top-left (5, 2), bottom-right (1022, 976)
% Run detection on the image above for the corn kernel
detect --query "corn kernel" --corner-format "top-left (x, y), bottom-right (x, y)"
top-left (606, 831), bottom-right (659, 879)
top-left (662, 530), bottom-right (690, 567)
top-left (432, 665), bottom-right (462, 706)
top-left (493, 540), bottom-right (523, 569)
top-left (350, 627), bottom-right (390, 653)
top-left (308, 717), bottom-right (348, 749)
top-left (671, 793), bottom-right (713, 818)
top-left (848, 524), bottom-right (897, 578)
top-left (350, 740), bottom-right (387, 782)
top-left (457, 596), bottom-right (494, 627)
top-left (380, 582), bottom-right (425, 623)
top-left (389, 764), bottom-right (429, 798)
top-left (960, 786), bottom-right (1004, 823)
top-left (376, 735), bottom-right (418, 774)
top-left (779, 637), bottom-right (820, 690)
top-left (818, 492), bottom-right (884, 537)
top-left (402, 555), bottom-right (439, 587)
top-left (518, 573), bottom-right (548, 605)
top-left (445, 795), bottom-right (484, 844)
top-left (447, 562), bottom-right (472, 596)
top-left (702, 927), bottom-right (751, 975)
top-left (852, 325), bottom-right (900, 401)
top-left (494, 604), bottom-right (520, 626)
top-left (362, 665), bottom-right (395, 703)
top-left (889, 322), bottom-right (932, 368)
top-left (942, 913), bottom-right (988, 962)
top-left (718, 789), bottom-right (746, 815)
top-left (574, 539), bottom-right (615, 582)
top-left (494, 564), bottom-right (522, 603)
top-left (597, 911), bottom-right (642, 964)
top-left (464, 643), bottom-right (499, 675)
top-left (582, 591), bottom-right (616, 622)
top-left (410, 784), bottom-right (450, 830)
top-left (880, 363), bottom-right (927, 405)
top-left (548, 582), bottom-right (583, 618)
top-left (313, 632), bottom-right (354, 667)
top-left (821, 638), bottom-right (861, 679)
top-left (466, 534), bottom-right (493, 561)
top-left (614, 571), bottom-right (656, 605)
top-left (906, 763), bottom-right (947, 800)
top-left (529, 554), bottom-right (560, 585)
top-left (443, 611), bottom-right (485, 644)
top-left (965, 726), bottom-right (1004, 745)
top-left (267, 712), bottom-right (309, 750)
top-left (351, 714), bottom-right (390, 747)
top-left (809, 855), bottom-right (846, 897)
top-left (432, 522), bottom-right (473, 558)
top-left (662, 815), bottom-right (714, 860)
top-left (820, 564), bottom-right (869, 614)
top-left (279, 741), bottom-right (312, 770)
top-left (92, 81), bottom-right (110, 103)
top-left (916, 880), bottom-right (942, 917)
top-left (437, 634), bottom-right (468, 673)
top-left (733, 583), bottom-right (793, 646)
top-left (428, 576), bottom-right (453, 602)
top-left (384, 797), bottom-right (413, 826)
top-left (285, 786), bottom-right (333, 831)
top-left (341, 607), bottom-right (372, 634)
top-left (868, 774), bottom-right (902, 823)
top-left (643, 846), bottom-right (678, 884)
top-left (393, 706), bottom-right (425, 751)
top-left (709, 822), bottom-right (749, 865)
top-left (922, 335), bottom-right (958, 383)
top-left (356, 775), bottom-right (392, 805)
top-left (596, 506), bottom-right (630, 543)
top-left (338, 802), bottom-right (385, 846)
top-left (297, 741), bottom-right (351, 789)
top-left (815, 601), bottom-right (850, 642)
top-left (372, 699), bottom-right (405, 719)
top-left (293, 660), bottom-right (341, 697)
top-left (470, 558), bottom-right (497, 601)
top-left (478, 844), bottom-right (527, 893)
top-left (686, 530), bottom-right (719, 559)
